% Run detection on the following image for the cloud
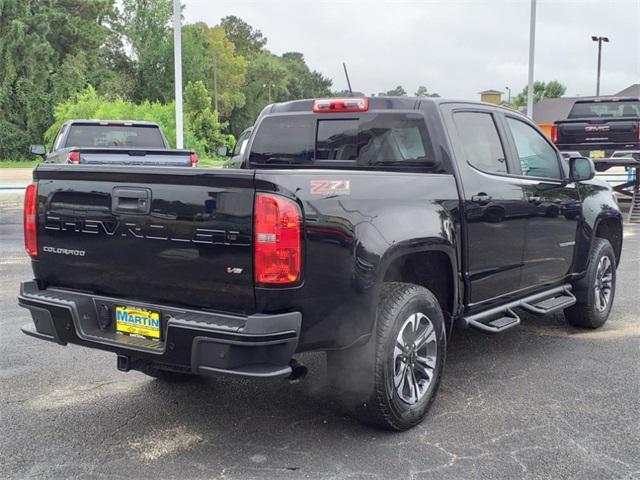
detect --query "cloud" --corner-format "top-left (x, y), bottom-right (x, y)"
top-left (183, 0), bottom-right (640, 99)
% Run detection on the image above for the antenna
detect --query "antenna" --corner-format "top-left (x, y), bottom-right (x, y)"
top-left (342, 62), bottom-right (353, 94)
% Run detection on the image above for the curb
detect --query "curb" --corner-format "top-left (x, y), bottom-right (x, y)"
top-left (0, 185), bottom-right (27, 191)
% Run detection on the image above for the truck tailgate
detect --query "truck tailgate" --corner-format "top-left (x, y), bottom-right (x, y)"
top-left (557, 118), bottom-right (639, 146)
top-left (75, 148), bottom-right (193, 166)
top-left (32, 165), bottom-right (255, 313)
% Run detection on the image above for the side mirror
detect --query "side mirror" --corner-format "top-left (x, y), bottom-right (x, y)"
top-left (30, 144), bottom-right (46, 156)
top-left (217, 146), bottom-right (229, 157)
top-left (569, 156), bottom-right (595, 182)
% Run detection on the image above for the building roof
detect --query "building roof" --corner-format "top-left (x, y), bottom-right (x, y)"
top-left (532, 97), bottom-right (581, 123)
top-left (615, 84), bottom-right (640, 97)
top-left (479, 89), bottom-right (503, 95)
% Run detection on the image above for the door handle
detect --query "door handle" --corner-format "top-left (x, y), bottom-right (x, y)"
top-left (112, 187), bottom-right (151, 214)
top-left (471, 193), bottom-right (492, 205)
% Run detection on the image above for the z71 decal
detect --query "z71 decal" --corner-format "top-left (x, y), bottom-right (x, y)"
top-left (310, 180), bottom-right (351, 196)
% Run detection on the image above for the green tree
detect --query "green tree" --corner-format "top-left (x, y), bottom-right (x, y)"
top-left (0, 0), bottom-right (119, 160)
top-left (380, 86), bottom-right (407, 96)
top-left (182, 22), bottom-right (213, 88)
top-left (220, 15), bottom-right (267, 58)
top-left (281, 52), bottom-right (332, 101)
top-left (184, 81), bottom-right (234, 154)
top-left (229, 51), bottom-right (288, 136)
top-left (121, 0), bottom-right (174, 103)
top-left (414, 85), bottom-right (440, 98)
top-left (208, 25), bottom-right (247, 119)
top-left (512, 80), bottom-right (567, 107)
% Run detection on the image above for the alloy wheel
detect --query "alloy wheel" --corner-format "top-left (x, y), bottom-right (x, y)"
top-left (392, 312), bottom-right (438, 405)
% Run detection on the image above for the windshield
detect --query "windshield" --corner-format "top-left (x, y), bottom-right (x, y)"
top-left (65, 124), bottom-right (166, 149)
top-left (568, 100), bottom-right (640, 119)
top-left (248, 113), bottom-right (433, 167)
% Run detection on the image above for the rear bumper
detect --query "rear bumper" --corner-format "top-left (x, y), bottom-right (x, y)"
top-left (557, 144), bottom-right (640, 159)
top-left (18, 281), bottom-right (300, 379)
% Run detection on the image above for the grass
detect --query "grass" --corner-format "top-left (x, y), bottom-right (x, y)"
top-left (0, 160), bottom-right (40, 168)
top-left (197, 156), bottom-right (226, 168)
top-left (1, 156), bottom-right (226, 168)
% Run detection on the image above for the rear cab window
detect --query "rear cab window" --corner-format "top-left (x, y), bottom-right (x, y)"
top-left (452, 112), bottom-right (508, 174)
top-left (248, 112), bottom-right (436, 169)
top-left (64, 124), bottom-right (166, 149)
top-left (568, 100), bottom-right (640, 118)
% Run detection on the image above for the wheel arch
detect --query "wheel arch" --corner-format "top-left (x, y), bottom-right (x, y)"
top-left (378, 244), bottom-right (459, 333)
top-left (593, 215), bottom-right (623, 266)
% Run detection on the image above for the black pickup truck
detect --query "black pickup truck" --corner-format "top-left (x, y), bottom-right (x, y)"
top-left (19, 97), bottom-right (623, 430)
top-left (30, 120), bottom-right (198, 166)
top-left (552, 97), bottom-right (640, 159)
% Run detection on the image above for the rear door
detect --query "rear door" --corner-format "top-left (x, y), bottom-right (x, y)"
top-left (34, 166), bottom-right (256, 313)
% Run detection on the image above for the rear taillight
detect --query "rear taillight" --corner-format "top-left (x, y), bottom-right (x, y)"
top-left (68, 151), bottom-right (80, 163)
top-left (254, 193), bottom-right (302, 285)
top-left (24, 184), bottom-right (38, 257)
top-left (313, 98), bottom-right (368, 113)
top-left (190, 153), bottom-right (198, 167)
top-left (551, 125), bottom-right (558, 144)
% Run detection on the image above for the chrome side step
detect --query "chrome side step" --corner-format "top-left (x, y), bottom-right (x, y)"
top-left (463, 284), bottom-right (573, 334)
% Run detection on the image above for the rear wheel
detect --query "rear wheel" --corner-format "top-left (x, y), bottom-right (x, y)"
top-left (565, 238), bottom-right (616, 329)
top-left (328, 282), bottom-right (446, 430)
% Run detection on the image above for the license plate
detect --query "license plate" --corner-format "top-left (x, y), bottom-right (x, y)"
top-left (115, 306), bottom-right (161, 339)
top-left (590, 150), bottom-right (606, 159)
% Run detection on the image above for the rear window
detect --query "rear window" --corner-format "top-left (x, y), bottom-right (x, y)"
top-left (248, 113), bottom-right (433, 167)
top-left (65, 124), bottom-right (166, 148)
top-left (568, 100), bottom-right (640, 119)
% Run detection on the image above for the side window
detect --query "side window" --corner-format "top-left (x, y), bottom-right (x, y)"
top-left (506, 117), bottom-right (561, 179)
top-left (53, 125), bottom-right (67, 151)
top-left (453, 112), bottom-right (507, 174)
top-left (232, 131), bottom-right (250, 156)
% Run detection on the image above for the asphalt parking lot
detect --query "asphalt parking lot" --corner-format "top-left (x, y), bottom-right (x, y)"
top-left (1, 190), bottom-right (639, 480)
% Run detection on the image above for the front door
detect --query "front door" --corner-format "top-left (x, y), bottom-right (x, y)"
top-left (445, 107), bottom-right (531, 305)
top-left (501, 114), bottom-right (580, 287)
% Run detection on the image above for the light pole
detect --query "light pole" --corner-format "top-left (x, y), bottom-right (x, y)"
top-left (505, 86), bottom-right (511, 105)
top-left (526, 0), bottom-right (537, 118)
top-left (173, 0), bottom-right (183, 148)
top-left (591, 35), bottom-right (609, 97)
top-left (263, 83), bottom-right (275, 103)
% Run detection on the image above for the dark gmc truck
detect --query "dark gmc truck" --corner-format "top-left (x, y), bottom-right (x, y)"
top-left (552, 97), bottom-right (640, 159)
top-left (30, 120), bottom-right (198, 166)
top-left (19, 97), bottom-right (624, 430)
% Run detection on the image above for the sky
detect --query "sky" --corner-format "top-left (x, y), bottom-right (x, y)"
top-left (182, 0), bottom-right (640, 101)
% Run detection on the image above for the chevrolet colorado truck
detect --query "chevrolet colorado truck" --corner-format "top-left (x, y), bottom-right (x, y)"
top-left (552, 97), bottom-right (640, 159)
top-left (30, 119), bottom-right (198, 166)
top-left (19, 97), bottom-right (623, 430)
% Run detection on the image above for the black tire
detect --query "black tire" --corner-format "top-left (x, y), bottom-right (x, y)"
top-left (135, 362), bottom-right (198, 382)
top-left (565, 238), bottom-right (616, 329)
top-left (328, 282), bottom-right (446, 430)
